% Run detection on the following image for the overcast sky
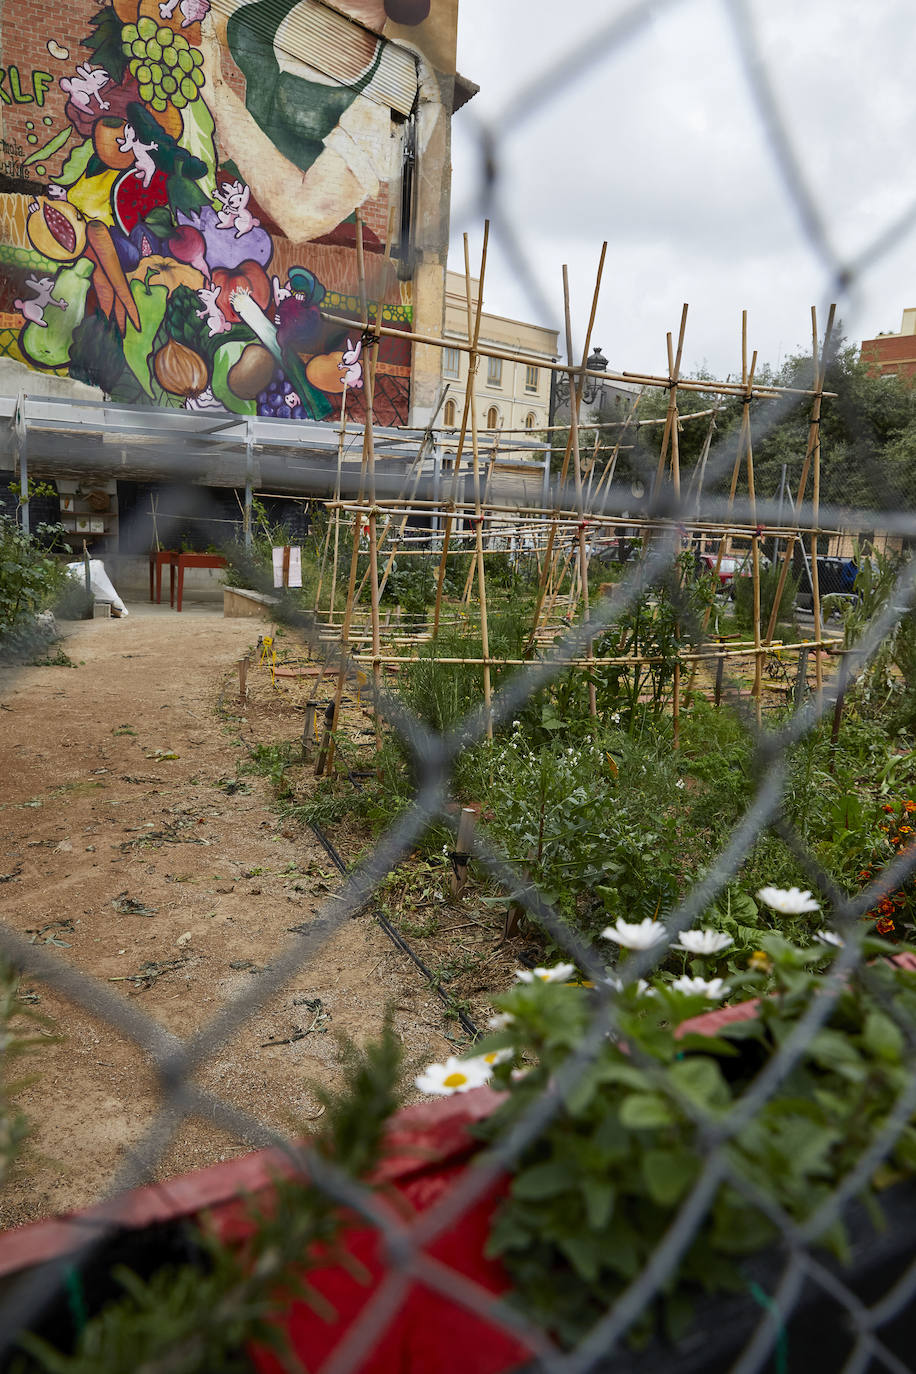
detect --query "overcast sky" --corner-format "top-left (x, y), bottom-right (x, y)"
top-left (448, 0), bottom-right (916, 381)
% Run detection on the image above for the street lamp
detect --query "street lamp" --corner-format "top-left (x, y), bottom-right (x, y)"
top-left (549, 345), bottom-right (609, 419)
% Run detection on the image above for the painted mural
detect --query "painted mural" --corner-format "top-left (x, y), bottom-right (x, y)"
top-left (0, 0), bottom-right (455, 425)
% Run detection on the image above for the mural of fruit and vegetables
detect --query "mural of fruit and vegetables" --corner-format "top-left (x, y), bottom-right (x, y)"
top-left (0, 0), bottom-right (457, 426)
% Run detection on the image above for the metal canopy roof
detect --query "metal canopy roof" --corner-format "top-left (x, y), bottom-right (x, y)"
top-left (5, 393), bottom-right (550, 505)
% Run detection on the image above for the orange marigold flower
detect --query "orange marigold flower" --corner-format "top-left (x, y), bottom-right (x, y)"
top-left (859, 869), bottom-right (873, 880)
top-left (883, 805), bottom-right (895, 813)
top-left (905, 801), bottom-right (916, 812)
top-left (876, 916), bottom-right (896, 935)
top-left (900, 826), bottom-right (913, 835)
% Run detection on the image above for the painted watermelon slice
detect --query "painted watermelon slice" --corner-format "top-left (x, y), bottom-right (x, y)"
top-left (113, 167), bottom-right (170, 236)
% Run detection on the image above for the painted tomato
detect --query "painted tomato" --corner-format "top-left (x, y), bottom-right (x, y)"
top-left (212, 261), bottom-right (270, 324)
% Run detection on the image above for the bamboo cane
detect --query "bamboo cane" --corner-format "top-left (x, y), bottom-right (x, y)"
top-left (432, 223), bottom-right (489, 637)
top-left (525, 243), bottom-right (606, 654)
top-left (763, 304), bottom-right (836, 645)
top-left (463, 233), bottom-right (493, 740)
top-left (324, 215), bottom-right (375, 775)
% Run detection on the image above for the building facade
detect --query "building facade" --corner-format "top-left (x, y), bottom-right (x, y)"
top-left (861, 310), bottom-right (916, 381)
top-left (439, 269), bottom-right (558, 440)
top-left (0, 0), bottom-right (463, 430)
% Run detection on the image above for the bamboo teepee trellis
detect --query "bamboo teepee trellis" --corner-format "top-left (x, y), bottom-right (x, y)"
top-left (310, 225), bottom-right (839, 774)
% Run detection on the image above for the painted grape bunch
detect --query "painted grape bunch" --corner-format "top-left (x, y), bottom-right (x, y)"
top-left (121, 17), bottom-right (205, 112)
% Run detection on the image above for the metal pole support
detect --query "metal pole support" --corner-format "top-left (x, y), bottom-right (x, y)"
top-left (15, 393), bottom-right (28, 537)
top-left (244, 417), bottom-right (253, 551)
top-left (794, 648), bottom-right (809, 711)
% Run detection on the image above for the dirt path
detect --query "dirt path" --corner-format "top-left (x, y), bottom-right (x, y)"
top-left (0, 602), bottom-right (452, 1230)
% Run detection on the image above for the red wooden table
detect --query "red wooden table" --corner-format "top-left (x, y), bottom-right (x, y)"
top-left (148, 550), bottom-right (178, 604)
top-left (170, 553), bottom-right (228, 612)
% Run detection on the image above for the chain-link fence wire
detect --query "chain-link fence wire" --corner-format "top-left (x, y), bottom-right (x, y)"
top-left (4, 0), bottom-right (916, 1368)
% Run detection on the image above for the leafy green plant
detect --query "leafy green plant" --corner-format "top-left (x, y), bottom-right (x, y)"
top-left (841, 545), bottom-right (916, 729)
top-left (17, 1020), bottom-right (404, 1373)
top-left (0, 517), bottom-right (72, 653)
top-left (476, 934), bottom-right (916, 1349)
top-left (733, 556), bottom-right (800, 639)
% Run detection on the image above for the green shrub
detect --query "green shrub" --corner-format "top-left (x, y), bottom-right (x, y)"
top-left (733, 556), bottom-right (799, 638)
top-left (0, 518), bottom-right (71, 652)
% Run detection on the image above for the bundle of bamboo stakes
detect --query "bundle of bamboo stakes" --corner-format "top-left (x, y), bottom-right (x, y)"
top-left (310, 220), bottom-right (842, 774)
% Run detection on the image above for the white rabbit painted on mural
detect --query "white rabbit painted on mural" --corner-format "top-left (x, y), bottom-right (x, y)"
top-left (196, 284), bottom-right (231, 337)
top-left (159, 0), bottom-right (211, 26)
top-left (339, 338), bottom-right (363, 390)
top-left (15, 275), bottom-right (68, 328)
top-left (272, 276), bottom-right (293, 306)
top-left (60, 63), bottom-right (111, 111)
top-left (214, 181), bottom-right (259, 238)
top-left (118, 124), bottom-right (159, 189)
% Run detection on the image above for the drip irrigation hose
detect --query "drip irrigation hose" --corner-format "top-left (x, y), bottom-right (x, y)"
top-left (307, 820), bottom-right (480, 1042)
top-left (218, 670), bottom-right (480, 1043)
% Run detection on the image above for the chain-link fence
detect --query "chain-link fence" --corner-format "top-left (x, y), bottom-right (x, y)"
top-left (3, 1), bottom-right (916, 1370)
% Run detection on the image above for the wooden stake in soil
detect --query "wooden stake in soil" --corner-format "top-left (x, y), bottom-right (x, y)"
top-left (238, 655), bottom-right (248, 704)
top-left (302, 702), bottom-right (316, 762)
top-left (315, 384), bottom-right (348, 616)
top-left (450, 806), bottom-right (478, 898)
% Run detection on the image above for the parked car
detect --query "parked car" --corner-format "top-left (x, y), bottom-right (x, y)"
top-left (695, 550), bottom-right (770, 585)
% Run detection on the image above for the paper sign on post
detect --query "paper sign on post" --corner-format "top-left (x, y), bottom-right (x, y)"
top-left (272, 546), bottom-right (302, 588)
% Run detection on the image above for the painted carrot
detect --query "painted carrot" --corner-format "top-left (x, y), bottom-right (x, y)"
top-left (86, 220), bottom-right (140, 330)
top-left (85, 246), bottom-right (115, 319)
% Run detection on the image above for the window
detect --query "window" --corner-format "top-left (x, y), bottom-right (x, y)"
top-left (443, 347), bottom-right (460, 379)
top-left (487, 356), bottom-right (502, 386)
top-left (443, 399), bottom-right (457, 427)
top-left (486, 406), bottom-right (499, 430)
top-left (525, 365), bottom-right (539, 392)
top-left (525, 413), bottom-right (537, 430)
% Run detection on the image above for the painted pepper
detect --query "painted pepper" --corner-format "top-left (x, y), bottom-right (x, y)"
top-left (20, 256), bottom-right (94, 370)
top-left (123, 267), bottom-right (169, 398)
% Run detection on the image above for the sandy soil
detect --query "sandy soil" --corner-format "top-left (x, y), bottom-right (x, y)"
top-left (0, 600), bottom-right (457, 1231)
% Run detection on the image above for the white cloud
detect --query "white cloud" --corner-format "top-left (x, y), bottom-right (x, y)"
top-left (449, 0), bottom-right (916, 377)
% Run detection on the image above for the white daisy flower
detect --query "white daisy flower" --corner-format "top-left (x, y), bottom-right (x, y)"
top-left (815, 929), bottom-right (844, 948)
top-left (479, 1047), bottom-right (513, 1067)
top-left (600, 918), bottom-right (668, 950)
top-left (487, 1012), bottom-right (515, 1030)
top-left (515, 963), bottom-right (577, 984)
top-left (671, 975), bottom-right (731, 999)
top-left (635, 979), bottom-right (658, 997)
top-left (673, 929), bottom-right (733, 955)
top-left (756, 886), bottom-right (820, 914)
top-left (414, 1055), bottom-right (493, 1096)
